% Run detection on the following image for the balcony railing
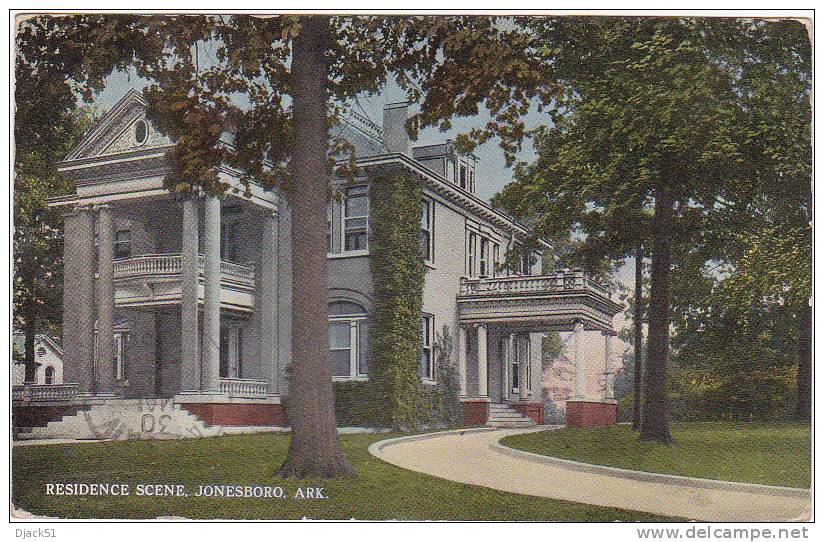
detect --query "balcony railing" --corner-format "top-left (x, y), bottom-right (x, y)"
top-left (113, 254), bottom-right (254, 288)
top-left (218, 378), bottom-right (269, 399)
top-left (12, 383), bottom-right (79, 402)
top-left (460, 269), bottom-right (611, 298)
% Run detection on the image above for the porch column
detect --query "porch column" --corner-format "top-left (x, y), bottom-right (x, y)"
top-left (519, 334), bottom-right (530, 402)
top-left (457, 324), bottom-right (467, 396)
top-left (62, 205), bottom-right (96, 394)
top-left (476, 323), bottom-right (488, 397)
top-left (259, 210), bottom-right (279, 394)
top-left (602, 330), bottom-right (616, 400)
top-left (95, 204), bottom-right (117, 396)
top-left (572, 320), bottom-right (585, 399)
top-left (201, 195), bottom-right (222, 392)
top-left (180, 196), bottom-right (201, 392)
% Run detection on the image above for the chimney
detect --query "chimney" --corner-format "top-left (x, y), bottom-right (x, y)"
top-left (382, 102), bottom-right (411, 155)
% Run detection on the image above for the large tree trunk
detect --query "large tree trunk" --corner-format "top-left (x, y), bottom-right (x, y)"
top-left (640, 187), bottom-right (675, 444)
top-left (277, 15), bottom-right (355, 478)
top-left (632, 245), bottom-right (644, 431)
top-left (796, 301), bottom-right (812, 421)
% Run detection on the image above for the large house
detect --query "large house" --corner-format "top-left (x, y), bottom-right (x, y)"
top-left (12, 90), bottom-right (622, 438)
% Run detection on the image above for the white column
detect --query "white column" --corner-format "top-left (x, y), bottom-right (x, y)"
top-left (457, 324), bottom-right (467, 397)
top-left (603, 330), bottom-right (615, 400)
top-left (519, 334), bottom-right (530, 402)
top-left (477, 324), bottom-right (488, 397)
top-left (259, 210), bottom-right (279, 394)
top-left (201, 196), bottom-right (222, 392)
top-left (573, 320), bottom-right (585, 399)
top-left (95, 204), bottom-right (117, 396)
top-left (62, 206), bottom-right (96, 395)
top-left (180, 196), bottom-right (201, 392)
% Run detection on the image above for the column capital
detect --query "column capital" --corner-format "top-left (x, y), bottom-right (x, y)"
top-left (92, 203), bottom-right (112, 212)
top-left (473, 322), bottom-right (488, 331)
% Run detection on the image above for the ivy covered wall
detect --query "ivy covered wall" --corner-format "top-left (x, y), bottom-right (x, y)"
top-left (328, 164), bottom-right (461, 429)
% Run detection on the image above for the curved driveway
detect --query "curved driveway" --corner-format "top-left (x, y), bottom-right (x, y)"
top-left (370, 427), bottom-right (811, 522)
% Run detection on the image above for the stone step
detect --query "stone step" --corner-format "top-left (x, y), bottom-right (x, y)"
top-left (486, 403), bottom-right (536, 428)
top-left (18, 401), bottom-right (222, 441)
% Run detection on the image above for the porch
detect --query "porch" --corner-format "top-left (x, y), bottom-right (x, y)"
top-left (456, 270), bottom-right (623, 426)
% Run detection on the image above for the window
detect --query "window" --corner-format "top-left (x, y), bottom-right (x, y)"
top-left (521, 250), bottom-right (532, 276)
top-left (469, 167), bottom-right (475, 193)
top-left (219, 326), bottom-right (243, 378)
top-left (114, 230), bottom-right (131, 260)
top-left (467, 231), bottom-right (477, 277)
top-left (343, 186), bottom-right (369, 252)
top-left (420, 199), bottom-right (433, 262)
top-left (459, 163), bottom-right (467, 189)
top-left (134, 120), bottom-right (148, 145)
top-left (420, 314), bottom-right (434, 380)
top-left (479, 238), bottom-right (489, 277)
top-left (329, 301), bottom-right (369, 378)
top-left (44, 366), bottom-right (55, 385)
top-left (36, 346), bottom-right (47, 358)
top-left (492, 243), bottom-right (500, 278)
top-left (220, 221), bottom-right (241, 262)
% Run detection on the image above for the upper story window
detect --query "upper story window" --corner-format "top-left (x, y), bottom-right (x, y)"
top-left (343, 186), bottom-right (369, 252)
top-left (520, 250), bottom-right (533, 276)
top-left (114, 230), bottom-right (131, 260)
top-left (329, 301), bottom-right (369, 379)
top-left (44, 366), bottom-right (55, 385)
top-left (420, 199), bottom-right (434, 262)
top-left (459, 163), bottom-right (467, 190)
top-left (467, 230), bottom-right (499, 278)
top-left (467, 231), bottom-right (477, 277)
top-left (479, 238), bottom-right (489, 278)
top-left (420, 314), bottom-right (434, 381)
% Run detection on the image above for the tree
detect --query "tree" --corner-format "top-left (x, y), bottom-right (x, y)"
top-left (423, 17), bottom-right (810, 442)
top-left (14, 62), bottom-right (98, 379)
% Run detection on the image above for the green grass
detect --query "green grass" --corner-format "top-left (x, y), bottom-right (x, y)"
top-left (13, 431), bottom-right (672, 520)
top-left (501, 421), bottom-right (811, 488)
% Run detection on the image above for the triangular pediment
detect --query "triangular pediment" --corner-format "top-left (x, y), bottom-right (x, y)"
top-left (64, 89), bottom-right (173, 161)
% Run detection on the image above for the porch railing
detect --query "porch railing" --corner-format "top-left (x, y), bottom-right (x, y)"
top-left (218, 378), bottom-right (269, 399)
top-left (12, 383), bottom-right (79, 402)
top-left (460, 269), bottom-right (611, 298)
top-left (113, 254), bottom-right (254, 288)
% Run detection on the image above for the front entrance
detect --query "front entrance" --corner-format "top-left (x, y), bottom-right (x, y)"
top-left (488, 332), bottom-right (531, 404)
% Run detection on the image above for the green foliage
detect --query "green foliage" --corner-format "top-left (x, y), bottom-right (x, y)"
top-left (502, 421), bottom-right (811, 488)
top-left (12, 432), bottom-right (669, 520)
top-left (366, 166), bottom-right (426, 429)
top-left (13, 107), bottom-right (99, 362)
top-left (429, 325), bottom-right (463, 426)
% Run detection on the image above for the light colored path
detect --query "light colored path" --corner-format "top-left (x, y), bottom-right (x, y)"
top-left (370, 427), bottom-right (811, 522)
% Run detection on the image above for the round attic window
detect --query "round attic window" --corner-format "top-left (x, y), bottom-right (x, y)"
top-left (36, 346), bottom-right (47, 357)
top-left (134, 120), bottom-right (148, 145)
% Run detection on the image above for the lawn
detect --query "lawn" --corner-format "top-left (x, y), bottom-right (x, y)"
top-left (501, 421), bottom-right (811, 488)
top-left (12, 431), bottom-right (671, 520)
